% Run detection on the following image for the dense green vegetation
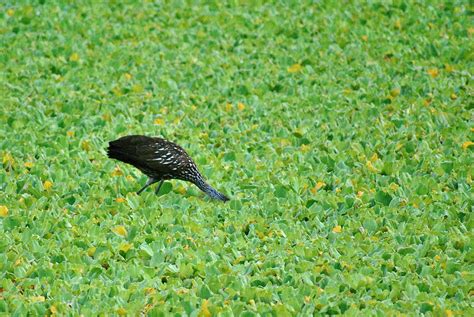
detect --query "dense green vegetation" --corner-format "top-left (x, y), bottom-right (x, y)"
top-left (1, 1), bottom-right (472, 315)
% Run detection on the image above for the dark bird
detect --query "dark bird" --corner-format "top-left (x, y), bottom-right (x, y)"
top-left (107, 135), bottom-right (229, 202)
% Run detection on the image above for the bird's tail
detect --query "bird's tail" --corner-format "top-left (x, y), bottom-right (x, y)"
top-left (195, 179), bottom-right (229, 202)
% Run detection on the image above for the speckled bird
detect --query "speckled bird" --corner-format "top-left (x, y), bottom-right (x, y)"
top-left (107, 135), bottom-right (229, 202)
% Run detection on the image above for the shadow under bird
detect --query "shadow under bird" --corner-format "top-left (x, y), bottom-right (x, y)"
top-left (107, 135), bottom-right (229, 202)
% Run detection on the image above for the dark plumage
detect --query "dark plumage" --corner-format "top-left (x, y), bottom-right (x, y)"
top-left (107, 135), bottom-right (229, 202)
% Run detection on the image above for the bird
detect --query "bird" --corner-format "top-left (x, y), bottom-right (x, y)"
top-left (106, 135), bottom-right (229, 202)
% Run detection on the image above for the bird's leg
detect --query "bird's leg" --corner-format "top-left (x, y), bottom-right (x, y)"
top-left (155, 180), bottom-right (164, 195)
top-left (137, 177), bottom-right (157, 195)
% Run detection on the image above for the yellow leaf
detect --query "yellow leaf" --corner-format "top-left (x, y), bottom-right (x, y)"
top-left (287, 63), bottom-right (302, 73)
top-left (154, 118), bottom-right (164, 125)
top-left (66, 130), bottom-right (74, 137)
top-left (31, 296), bottom-right (45, 303)
top-left (279, 138), bottom-right (290, 146)
top-left (394, 19), bottom-right (402, 30)
top-left (199, 300), bottom-right (211, 317)
top-left (87, 247), bottom-right (96, 257)
top-left (370, 153), bottom-right (378, 162)
top-left (471, 128), bottom-right (474, 132)
top-left (366, 161), bottom-right (379, 173)
top-left (390, 88), bottom-right (400, 98)
top-left (315, 181), bottom-right (325, 191)
top-left (332, 225), bottom-right (342, 233)
top-left (361, 35), bottom-right (368, 42)
top-left (23, 5), bottom-right (33, 16)
top-left (176, 186), bottom-right (186, 194)
top-left (174, 118), bottom-right (181, 124)
top-left (427, 68), bottom-right (439, 78)
top-left (116, 197), bottom-right (126, 203)
top-left (112, 86), bottom-right (123, 96)
top-left (310, 181), bottom-right (325, 194)
top-left (131, 84), bottom-right (143, 93)
top-left (2, 152), bottom-right (14, 166)
top-left (50, 305), bottom-right (57, 314)
top-left (143, 303), bottom-right (154, 314)
top-left (233, 255), bottom-right (245, 265)
top-left (7, 9), bottom-right (15, 16)
top-left (69, 53), bottom-right (80, 62)
top-left (462, 141), bottom-right (474, 150)
top-left (43, 180), bottom-right (53, 190)
top-left (177, 288), bottom-right (190, 294)
top-left (111, 166), bottom-right (123, 176)
top-left (197, 30), bottom-right (206, 38)
top-left (445, 64), bottom-right (454, 73)
top-left (113, 225), bottom-right (128, 237)
top-left (445, 310), bottom-right (454, 317)
top-left (119, 242), bottom-right (133, 252)
top-left (357, 191), bottom-right (364, 198)
top-left (117, 308), bottom-right (127, 316)
top-left (294, 127), bottom-right (304, 136)
top-left (225, 103), bottom-right (232, 112)
top-left (124, 73), bottom-right (132, 80)
top-left (300, 144), bottom-right (310, 152)
top-left (144, 287), bottom-right (156, 295)
top-left (450, 93), bottom-right (457, 100)
top-left (191, 105), bottom-right (197, 111)
top-left (0, 205), bottom-right (8, 217)
top-left (238, 102), bottom-right (245, 111)
top-left (81, 140), bottom-right (91, 151)
top-left (101, 113), bottom-right (111, 122)
top-left (24, 162), bottom-right (34, 168)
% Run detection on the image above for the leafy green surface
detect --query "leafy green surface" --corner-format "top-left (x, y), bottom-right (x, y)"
top-left (0, 1), bottom-right (472, 315)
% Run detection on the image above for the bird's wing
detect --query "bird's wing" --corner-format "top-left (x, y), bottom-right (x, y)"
top-left (139, 138), bottom-right (190, 175)
top-left (108, 135), bottom-right (197, 178)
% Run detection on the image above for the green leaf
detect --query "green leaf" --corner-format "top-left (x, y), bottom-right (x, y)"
top-left (275, 186), bottom-right (287, 198)
top-left (440, 161), bottom-right (453, 173)
top-left (0, 2), bottom-right (470, 314)
top-left (230, 199), bottom-right (242, 210)
top-left (398, 247), bottom-right (415, 255)
top-left (223, 152), bottom-right (236, 161)
top-left (419, 303), bottom-right (433, 314)
top-left (199, 284), bottom-right (212, 299)
top-left (374, 191), bottom-right (392, 206)
top-left (158, 182), bottom-right (172, 195)
top-left (363, 219), bottom-right (378, 233)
